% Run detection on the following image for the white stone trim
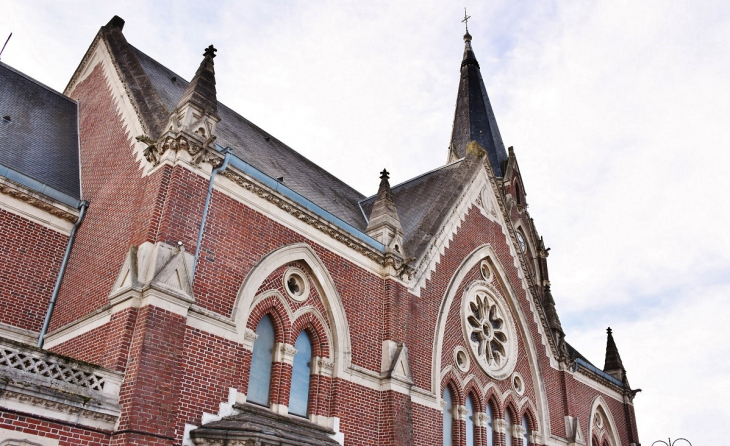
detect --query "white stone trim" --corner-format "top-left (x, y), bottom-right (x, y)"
top-left (0, 178), bottom-right (77, 235)
top-left (432, 244), bottom-right (553, 436)
top-left (493, 418), bottom-right (507, 434)
top-left (312, 356), bottom-right (335, 377)
top-left (43, 309), bottom-right (111, 349)
top-left (215, 174), bottom-right (384, 276)
top-left (454, 404), bottom-right (469, 421)
top-left (587, 396), bottom-right (623, 446)
top-left (453, 345), bottom-right (470, 373)
top-left (512, 371), bottom-right (526, 396)
top-left (572, 368), bottom-right (624, 403)
top-left (475, 411), bottom-right (489, 428)
top-left (274, 342), bottom-right (297, 365)
top-left (283, 266), bottom-right (310, 302)
top-left (64, 34), bottom-right (148, 167)
top-left (0, 322), bottom-right (38, 345)
top-left (0, 429), bottom-right (59, 446)
top-left (231, 243), bottom-right (352, 377)
top-left (270, 403), bottom-right (288, 415)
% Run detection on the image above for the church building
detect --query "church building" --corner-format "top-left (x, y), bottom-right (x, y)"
top-left (0, 15), bottom-right (641, 446)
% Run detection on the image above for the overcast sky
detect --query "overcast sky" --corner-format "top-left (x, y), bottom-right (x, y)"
top-left (2, 0), bottom-right (729, 444)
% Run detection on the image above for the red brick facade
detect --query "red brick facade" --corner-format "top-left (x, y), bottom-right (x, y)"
top-left (0, 19), bottom-right (640, 446)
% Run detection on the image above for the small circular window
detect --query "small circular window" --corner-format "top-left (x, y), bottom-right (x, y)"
top-left (283, 267), bottom-right (310, 302)
top-left (454, 346), bottom-right (470, 372)
top-left (512, 372), bottom-right (525, 395)
top-left (480, 260), bottom-right (492, 281)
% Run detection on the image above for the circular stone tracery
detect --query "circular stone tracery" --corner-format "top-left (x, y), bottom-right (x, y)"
top-left (461, 282), bottom-right (518, 379)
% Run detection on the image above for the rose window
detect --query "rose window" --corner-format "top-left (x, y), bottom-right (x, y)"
top-left (461, 282), bottom-right (517, 379)
top-left (467, 293), bottom-right (508, 366)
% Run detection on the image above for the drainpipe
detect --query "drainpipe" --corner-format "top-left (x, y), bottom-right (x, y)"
top-left (38, 200), bottom-right (89, 348)
top-left (193, 149), bottom-right (232, 282)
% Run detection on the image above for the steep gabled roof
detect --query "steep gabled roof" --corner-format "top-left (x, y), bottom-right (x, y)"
top-left (360, 156), bottom-right (482, 259)
top-left (0, 62), bottom-right (80, 198)
top-left (130, 46), bottom-right (369, 230)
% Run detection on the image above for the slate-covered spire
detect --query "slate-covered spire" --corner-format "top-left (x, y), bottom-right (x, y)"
top-left (448, 31), bottom-right (508, 177)
top-left (604, 327), bottom-right (626, 381)
top-left (176, 45), bottom-right (219, 118)
top-left (366, 169), bottom-right (405, 255)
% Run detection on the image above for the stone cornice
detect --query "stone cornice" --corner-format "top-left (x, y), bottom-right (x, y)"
top-left (483, 158), bottom-right (566, 365)
top-left (0, 176), bottom-right (79, 224)
top-left (220, 168), bottom-right (391, 267)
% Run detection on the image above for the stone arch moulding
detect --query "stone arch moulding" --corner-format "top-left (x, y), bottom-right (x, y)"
top-left (432, 244), bottom-right (551, 437)
top-left (232, 242), bottom-right (352, 377)
top-left (588, 395), bottom-right (622, 446)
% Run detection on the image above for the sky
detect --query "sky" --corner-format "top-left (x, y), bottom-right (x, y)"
top-left (2, 0), bottom-right (729, 443)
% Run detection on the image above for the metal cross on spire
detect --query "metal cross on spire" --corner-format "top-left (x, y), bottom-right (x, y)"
top-left (462, 8), bottom-right (471, 33)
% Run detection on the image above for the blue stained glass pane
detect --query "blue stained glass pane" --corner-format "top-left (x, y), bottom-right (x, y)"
top-left (289, 331), bottom-right (312, 417)
top-left (466, 395), bottom-right (475, 446)
top-left (443, 388), bottom-right (453, 446)
top-left (522, 415), bottom-right (530, 446)
top-left (506, 411), bottom-right (513, 446)
top-left (247, 315), bottom-right (275, 406)
top-left (486, 403), bottom-right (494, 446)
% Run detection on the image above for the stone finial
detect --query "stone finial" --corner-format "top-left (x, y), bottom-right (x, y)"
top-left (604, 327), bottom-right (626, 381)
top-left (366, 169), bottom-right (405, 255)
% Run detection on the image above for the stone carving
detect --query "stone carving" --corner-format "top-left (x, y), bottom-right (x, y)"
top-left (1, 389), bottom-right (118, 424)
top-left (221, 170), bottom-right (385, 265)
top-left (1, 345), bottom-right (106, 391)
top-left (137, 134), bottom-right (219, 167)
top-left (0, 181), bottom-right (78, 223)
top-left (462, 282), bottom-right (518, 379)
top-left (317, 358), bottom-right (335, 372)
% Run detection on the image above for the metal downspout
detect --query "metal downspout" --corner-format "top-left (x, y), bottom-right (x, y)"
top-left (37, 200), bottom-right (89, 348)
top-left (193, 150), bottom-right (232, 282)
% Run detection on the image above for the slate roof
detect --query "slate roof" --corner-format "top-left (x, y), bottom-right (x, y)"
top-left (131, 46), bottom-right (368, 231)
top-left (93, 17), bottom-right (487, 260)
top-left (0, 62), bottom-right (81, 198)
top-left (449, 33), bottom-right (508, 177)
top-left (360, 157), bottom-right (481, 258)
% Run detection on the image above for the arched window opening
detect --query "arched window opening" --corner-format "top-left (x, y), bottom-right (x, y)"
top-left (522, 414), bottom-right (531, 446)
top-left (247, 314), bottom-right (275, 406)
top-left (515, 181), bottom-right (522, 205)
top-left (505, 409), bottom-right (514, 446)
top-left (465, 395), bottom-right (476, 446)
top-left (486, 402), bottom-right (495, 446)
top-left (443, 387), bottom-right (454, 446)
top-left (289, 330), bottom-right (313, 417)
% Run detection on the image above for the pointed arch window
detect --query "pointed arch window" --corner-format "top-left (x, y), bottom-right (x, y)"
top-left (486, 402), bottom-right (495, 446)
top-left (505, 410), bottom-right (514, 446)
top-left (247, 315), bottom-right (275, 406)
top-left (289, 330), bottom-right (313, 417)
top-left (522, 414), bottom-right (531, 446)
top-left (465, 395), bottom-right (476, 446)
top-left (443, 387), bottom-right (454, 446)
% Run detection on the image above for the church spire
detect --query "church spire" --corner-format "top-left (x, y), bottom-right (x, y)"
top-left (448, 29), bottom-right (508, 177)
top-left (366, 169), bottom-right (405, 255)
top-left (603, 327), bottom-right (626, 381)
top-left (176, 45), bottom-right (219, 118)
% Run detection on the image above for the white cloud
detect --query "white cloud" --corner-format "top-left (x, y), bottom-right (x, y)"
top-left (2, 0), bottom-right (728, 442)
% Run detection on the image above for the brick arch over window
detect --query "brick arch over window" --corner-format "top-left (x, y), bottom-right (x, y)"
top-left (233, 243), bottom-right (351, 376)
top-left (247, 291), bottom-right (292, 344)
top-left (291, 307), bottom-right (332, 359)
top-left (588, 395), bottom-right (622, 446)
top-left (432, 244), bottom-right (551, 433)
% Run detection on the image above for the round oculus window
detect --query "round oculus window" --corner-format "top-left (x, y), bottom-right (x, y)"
top-left (461, 282), bottom-right (518, 380)
top-left (283, 267), bottom-right (310, 302)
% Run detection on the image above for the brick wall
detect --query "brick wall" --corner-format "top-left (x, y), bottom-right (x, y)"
top-left (0, 209), bottom-right (68, 333)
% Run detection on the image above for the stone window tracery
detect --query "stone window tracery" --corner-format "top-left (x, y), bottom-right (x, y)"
top-left (461, 282), bottom-right (518, 379)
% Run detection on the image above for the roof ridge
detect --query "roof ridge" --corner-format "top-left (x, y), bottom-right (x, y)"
top-left (359, 158), bottom-right (465, 203)
top-left (0, 61), bottom-right (76, 104)
top-left (131, 45), bottom-right (367, 201)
